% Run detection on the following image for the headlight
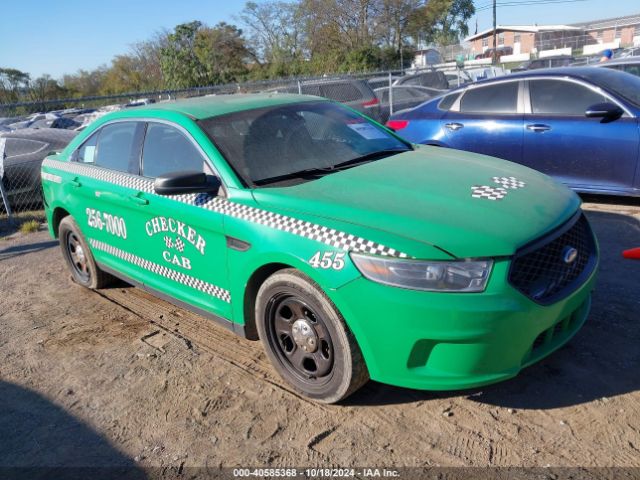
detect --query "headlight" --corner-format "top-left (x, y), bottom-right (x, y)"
top-left (350, 253), bottom-right (493, 292)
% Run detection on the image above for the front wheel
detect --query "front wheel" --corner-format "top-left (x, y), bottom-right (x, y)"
top-left (255, 269), bottom-right (368, 403)
top-left (58, 216), bottom-right (113, 289)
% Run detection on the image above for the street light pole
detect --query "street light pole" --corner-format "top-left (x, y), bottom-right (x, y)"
top-left (492, 0), bottom-right (497, 65)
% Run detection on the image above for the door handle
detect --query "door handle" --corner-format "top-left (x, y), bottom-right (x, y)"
top-left (445, 122), bottom-right (464, 131)
top-left (69, 178), bottom-right (81, 188)
top-left (95, 191), bottom-right (122, 202)
top-left (526, 124), bottom-right (551, 132)
top-left (128, 194), bottom-right (149, 206)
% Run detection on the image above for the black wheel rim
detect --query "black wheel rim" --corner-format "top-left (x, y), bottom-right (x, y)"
top-left (66, 231), bottom-right (90, 282)
top-left (266, 293), bottom-right (334, 385)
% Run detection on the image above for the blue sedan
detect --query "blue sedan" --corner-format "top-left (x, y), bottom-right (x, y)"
top-left (387, 68), bottom-right (640, 196)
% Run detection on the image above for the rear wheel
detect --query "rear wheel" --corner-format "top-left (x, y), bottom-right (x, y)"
top-left (59, 216), bottom-right (113, 289)
top-left (255, 269), bottom-right (368, 403)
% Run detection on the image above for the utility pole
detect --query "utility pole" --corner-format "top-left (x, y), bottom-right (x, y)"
top-left (492, 0), bottom-right (497, 65)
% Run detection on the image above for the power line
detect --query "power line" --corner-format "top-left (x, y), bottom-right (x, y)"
top-left (475, 0), bottom-right (588, 7)
top-left (475, 0), bottom-right (588, 13)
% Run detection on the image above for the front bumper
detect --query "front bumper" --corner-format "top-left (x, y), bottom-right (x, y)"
top-left (331, 258), bottom-right (597, 391)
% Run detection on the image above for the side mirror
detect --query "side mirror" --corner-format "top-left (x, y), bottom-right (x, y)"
top-left (585, 102), bottom-right (623, 121)
top-left (154, 171), bottom-right (221, 196)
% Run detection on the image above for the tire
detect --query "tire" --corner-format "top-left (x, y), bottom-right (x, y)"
top-left (58, 216), bottom-right (113, 289)
top-left (255, 269), bottom-right (369, 403)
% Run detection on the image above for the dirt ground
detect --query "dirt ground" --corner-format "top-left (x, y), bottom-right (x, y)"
top-left (1, 196), bottom-right (639, 475)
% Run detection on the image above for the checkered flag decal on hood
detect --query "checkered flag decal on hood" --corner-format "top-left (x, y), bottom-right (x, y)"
top-left (471, 176), bottom-right (526, 201)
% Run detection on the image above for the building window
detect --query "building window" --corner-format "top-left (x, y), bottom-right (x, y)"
top-left (514, 33), bottom-right (521, 42)
top-left (482, 37), bottom-right (488, 47)
top-left (635, 24), bottom-right (640, 36)
top-left (498, 33), bottom-right (505, 45)
top-left (597, 30), bottom-right (603, 40)
top-left (615, 28), bottom-right (622, 39)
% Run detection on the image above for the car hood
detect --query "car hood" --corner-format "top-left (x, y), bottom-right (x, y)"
top-left (252, 147), bottom-right (581, 258)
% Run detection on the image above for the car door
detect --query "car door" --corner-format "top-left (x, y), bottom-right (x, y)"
top-left (522, 78), bottom-right (639, 190)
top-left (69, 121), bottom-right (147, 278)
top-left (137, 121), bottom-right (231, 319)
top-left (443, 80), bottom-right (524, 162)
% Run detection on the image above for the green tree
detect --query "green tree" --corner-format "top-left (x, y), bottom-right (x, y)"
top-left (28, 75), bottom-right (66, 106)
top-left (377, 1), bottom-right (424, 54)
top-left (160, 21), bottom-right (208, 88)
top-left (62, 67), bottom-right (109, 97)
top-left (101, 55), bottom-right (147, 94)
top-left (0, 68), bottom-right (30, 104)
top-left (194, 22), bottom-right (250, 84)
top-left (239, 1), bottom-right (306, 75)
top-left (409, 0), bottom-right (475, 46)
top-left (129, 32), bottom-right (169, 91)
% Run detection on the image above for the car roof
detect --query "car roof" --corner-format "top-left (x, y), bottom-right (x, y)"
top-left (599, 56), bottom-right (640, 65)
top-left (465, 66), bottom-right (627, 87)
top-left (125, 93), bottom-right (321, 120)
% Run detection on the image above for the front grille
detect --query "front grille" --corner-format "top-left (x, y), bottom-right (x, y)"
top-left (508, 213), bottom-right (597, 305)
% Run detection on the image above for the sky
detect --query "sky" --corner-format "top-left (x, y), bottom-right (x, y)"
top-left (472, 0), bottom-right (637, 34)
top-left (0, 0), bottom-right (638, 80)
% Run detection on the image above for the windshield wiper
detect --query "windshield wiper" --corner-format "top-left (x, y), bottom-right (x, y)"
top-left (252, 148), bottom-right (411, 186)
top-left (253, 167), bottom-right (338, 186)
top-left (330, 148), bottom-right (411, 171)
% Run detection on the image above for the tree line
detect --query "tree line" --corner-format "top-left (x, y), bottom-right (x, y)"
top-left (0, 0), bottom-right (473, 105)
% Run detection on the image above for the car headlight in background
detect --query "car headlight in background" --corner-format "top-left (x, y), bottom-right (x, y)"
top-left (350, 254), bottom-right (493, 292)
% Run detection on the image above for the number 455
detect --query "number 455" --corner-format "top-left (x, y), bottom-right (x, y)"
top-left (308, 251), bottom-right (346, 270)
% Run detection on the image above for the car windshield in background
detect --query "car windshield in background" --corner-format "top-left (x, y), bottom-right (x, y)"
top-left (198, 101), bottom-right (410, 186)
top-left (580, 68), bottom-right (640, 108)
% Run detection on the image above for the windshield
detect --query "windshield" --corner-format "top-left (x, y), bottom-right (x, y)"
top-left (198, 101), bottom-right (410, 186)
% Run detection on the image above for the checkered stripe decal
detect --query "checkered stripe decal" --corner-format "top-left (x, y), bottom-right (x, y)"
top-left (197, 197), bottom-right (409, 258)
top-left (89, 239), bottom-right (231, 303)
top-left (41, 172), bottom-right (62, 184)
top-left (42, 159), bottom-right (154, 192)
top-left (471, 176), bottom-right (526, 201)
top-left (492, 176), bottom-right (526, 190)
top-left (43, 159), bottom-right (409, 258)
top-left (471, 185), bottom-right (508, 201)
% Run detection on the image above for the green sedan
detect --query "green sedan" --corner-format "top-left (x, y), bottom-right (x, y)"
top-left (41, 94), bottom-right (598, 403)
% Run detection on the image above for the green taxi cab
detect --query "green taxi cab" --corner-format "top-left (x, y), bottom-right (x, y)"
top-left (41, 94), bottom-right (598, 403)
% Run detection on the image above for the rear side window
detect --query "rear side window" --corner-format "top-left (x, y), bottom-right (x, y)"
top-left (438, 93), bottom-right (459, 111)
top-left (401, 76), bottom-right (421, 86)
top-left (94, 122), bottom-right (141, 174)
top-left (75, 132), bottom-right (98, 164)
top-left (3, 138), bottom-right (48, 157)
top-left (460, 82), bottom-right (519, 114)
top-left (299, 84), bottom-right (322, 96)
top-left (529, 80), bottom-right (607, 115)
top-left (377, 89), bottom-right (389, 103)
top-left (142, 123), bottom-right (206, 178)
top-left (392, 88), bottom-right (415, 101)
top-left (320, 83), bottom-right (363, 102)
top-left (622, 65), bottom-right (640, 77)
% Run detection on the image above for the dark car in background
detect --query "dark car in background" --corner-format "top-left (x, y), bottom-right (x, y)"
top-left (374, 85), bottom-right (441, 122)
top-left (387, 67), bottom-right (640, 196)
top-left (366, 75), bottom-right (400, 90)
top-left (277, 78), bottom-right (382, 121)
top-left (393, 70), bottom-right (449, 90)
top-left (597, 55), bottom-right (640, 77)
top-left (0, 128), bottom-right (77, 211)
top-left (512, 55), bottom-right (575, 71)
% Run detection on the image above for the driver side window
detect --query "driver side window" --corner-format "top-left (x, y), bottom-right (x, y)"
top-left (529, 80), bottom-right (607, 115)
top-left (142, 123), bottom-right (206, 178)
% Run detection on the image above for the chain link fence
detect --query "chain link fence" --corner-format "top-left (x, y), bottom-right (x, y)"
top-left (0, 129), bottom-right (77, 230)
top-left (0, 67), bottom-right (458, 228)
